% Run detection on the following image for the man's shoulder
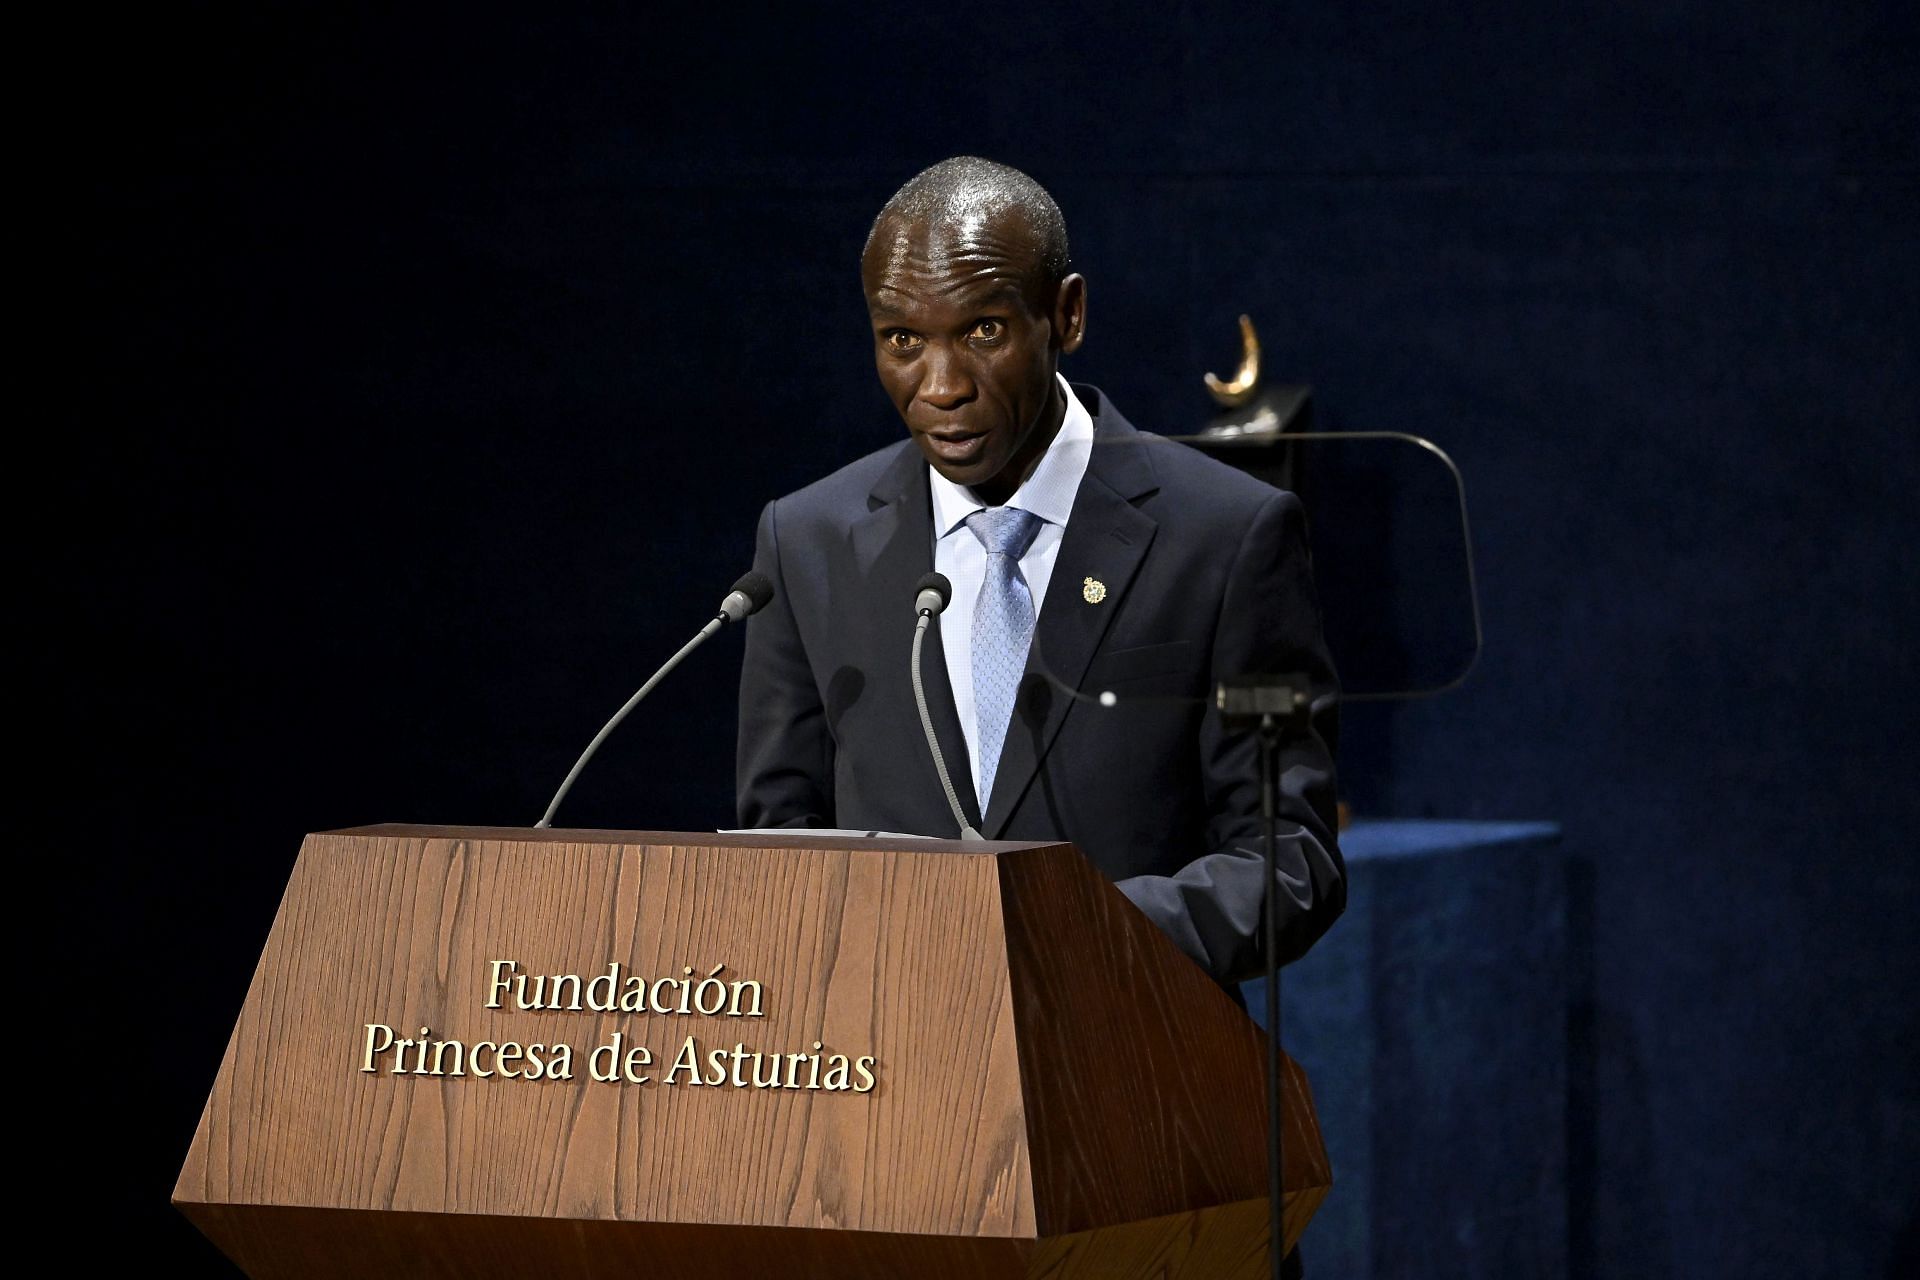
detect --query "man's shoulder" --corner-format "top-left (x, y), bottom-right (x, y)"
top-left (766, 438), bottom-right (918, 528)
top-left (1143, 430), bottom-right (1296, 513)
top-left (1079, 384), bottom-right (1296, 520)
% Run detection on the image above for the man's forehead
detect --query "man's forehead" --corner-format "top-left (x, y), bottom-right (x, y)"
top-left (866, 273), bottom-right (1031, 317)
top-left (863, 210), bottom-right (1047, 300)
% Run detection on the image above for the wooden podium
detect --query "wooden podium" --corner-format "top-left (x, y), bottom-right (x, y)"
top-left (175, 825), bottom-right (1329, 1278)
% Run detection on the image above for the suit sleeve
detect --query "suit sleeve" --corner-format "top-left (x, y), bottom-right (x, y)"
top-left (1113, 489), bottom-right (1345, 983)
top-left (735, 499), bottom-right (835, 828)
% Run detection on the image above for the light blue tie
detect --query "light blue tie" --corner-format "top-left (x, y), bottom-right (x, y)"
top-left (966, 506), bottom-right (1044, 810)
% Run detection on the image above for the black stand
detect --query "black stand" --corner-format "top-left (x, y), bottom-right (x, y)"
top-left (1217, 675), bottom-right (1314, 1280)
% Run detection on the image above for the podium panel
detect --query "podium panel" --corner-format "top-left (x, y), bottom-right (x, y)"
top-left (176, 825), bottom-right (1328, 1278)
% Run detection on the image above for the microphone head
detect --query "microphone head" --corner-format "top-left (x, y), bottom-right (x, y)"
top-left (913, 572), bottom-right (952, 617)
top-left (719, 570), bottom-right (775, 624)
top-left (731, 571), bottom-right (774, 612)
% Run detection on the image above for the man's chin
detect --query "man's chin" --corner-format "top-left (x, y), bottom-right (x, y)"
top-left (919, 444), bottom-right (1008, 491)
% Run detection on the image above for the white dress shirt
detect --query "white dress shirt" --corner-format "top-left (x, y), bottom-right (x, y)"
top-left (928, 374), bottom-right (1094, 801)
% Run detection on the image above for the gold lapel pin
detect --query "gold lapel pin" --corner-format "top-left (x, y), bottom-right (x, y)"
top-left (1082, 577), bottom-right (1107, 604)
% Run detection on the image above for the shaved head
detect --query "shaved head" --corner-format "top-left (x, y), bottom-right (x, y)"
top-left (862, 156), bottom-right (1071, 300)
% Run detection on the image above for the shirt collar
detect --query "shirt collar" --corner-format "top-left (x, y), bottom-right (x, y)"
top-left (929, 374), bottom-right (1094, 539)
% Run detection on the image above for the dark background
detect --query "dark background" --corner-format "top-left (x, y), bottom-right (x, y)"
top-left (64, 3), bottom-right (1916, 1275)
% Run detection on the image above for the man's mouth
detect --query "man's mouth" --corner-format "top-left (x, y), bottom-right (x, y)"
top-left (923, 429), bottom-right (989, 465)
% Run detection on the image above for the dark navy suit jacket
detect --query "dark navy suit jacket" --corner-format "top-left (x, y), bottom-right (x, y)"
top-left (736, 385), bottom-right (1344, 984)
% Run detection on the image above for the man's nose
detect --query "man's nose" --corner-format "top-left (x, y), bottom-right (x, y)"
top-left (916, 346), bottom-right (975, 410)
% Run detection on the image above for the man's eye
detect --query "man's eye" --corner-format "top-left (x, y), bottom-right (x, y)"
top-left (971, 319), bottom-right (1004, 341)
top-left (884, 331), bottom-right (921, 351)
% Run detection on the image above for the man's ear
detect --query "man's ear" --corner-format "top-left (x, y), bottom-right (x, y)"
top-left (1053, 273), bottom-right (1088, 354)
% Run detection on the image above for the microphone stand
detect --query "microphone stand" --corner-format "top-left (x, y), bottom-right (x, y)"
top-left (1217, 675), bottom-right (1312, 1280)
top-left (909, 572), bottom-right (984, 842)
top-left (534, 574), bottom-right (770, 829)
top-left (1261, 711), bottom-right (1286, 1280)
top-left (534, 616), bottom-right (728, 829)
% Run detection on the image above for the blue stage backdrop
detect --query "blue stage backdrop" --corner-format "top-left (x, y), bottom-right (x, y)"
top-left (66, 3), bottom-right (1916, 1276)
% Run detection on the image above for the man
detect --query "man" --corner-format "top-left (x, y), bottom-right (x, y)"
top-left (736, 156), bottom-right (1343, 988)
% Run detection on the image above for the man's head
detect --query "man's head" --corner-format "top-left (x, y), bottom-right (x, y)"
top-left (861, 157), bottom-right (1087, 505)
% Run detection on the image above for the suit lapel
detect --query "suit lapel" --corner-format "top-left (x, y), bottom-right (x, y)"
top-left (982, 393), bottom-right (1161, 836)
top-left (851, 446), bottom-right (982, 830)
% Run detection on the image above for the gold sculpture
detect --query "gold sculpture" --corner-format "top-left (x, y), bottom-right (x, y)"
top-left (1203, 314), bottom-right (1262, 408)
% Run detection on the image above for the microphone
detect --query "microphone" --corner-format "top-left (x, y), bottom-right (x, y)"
top-left (914, 575), bottom-right (949, 619)
top-left (534, 571), bottom-right (774, 829)
top-left (909, 572), bottom-right (984, 842)
top-left (719, 573), bottom-right (774, 623)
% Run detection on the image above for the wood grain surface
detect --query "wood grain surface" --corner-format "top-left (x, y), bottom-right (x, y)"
top-left (176, 825), bottom-right (1329, 1277)
top-left (177, 1203), bottom-right (1033, 1279)
top-left (177, 827), bottom-right (1036, 1238)
top-left (998, 843), bottom-right (1331, 1249)
top-left (179, 1194), bottom-right (1316, 1280)
top-left (1030, 1192), bottom-right (1324, 1279)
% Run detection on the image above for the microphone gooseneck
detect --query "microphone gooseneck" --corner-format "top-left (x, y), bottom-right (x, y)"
top-left (534, 571), bottom-right (774, 830)
top-left (909, 572), bottom-right (983, 842)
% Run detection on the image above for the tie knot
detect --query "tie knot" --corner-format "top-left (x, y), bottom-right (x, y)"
top-left (965, 506), bottom-right (1043, 558)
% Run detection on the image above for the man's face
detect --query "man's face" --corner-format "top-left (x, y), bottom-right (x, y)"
top-left (862, 211), bottom-right (1086, 501)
